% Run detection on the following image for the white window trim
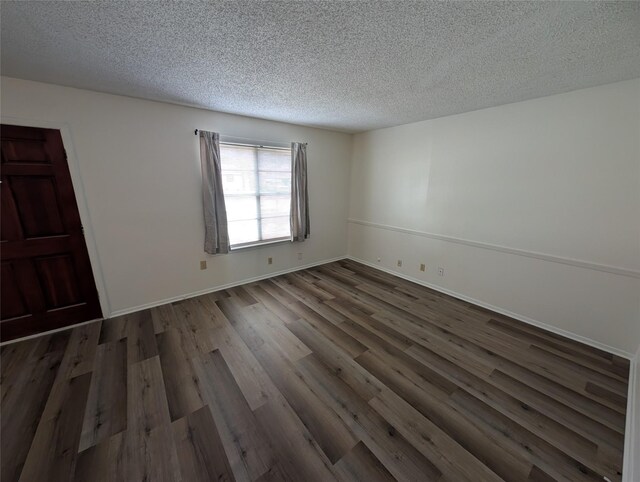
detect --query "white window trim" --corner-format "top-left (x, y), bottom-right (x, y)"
top-left (229, 236), bottom-right (292, 251)
top-left (219, 135), bottom-right (290, 150)
top-left (220, 139), bottom-right (292, 248)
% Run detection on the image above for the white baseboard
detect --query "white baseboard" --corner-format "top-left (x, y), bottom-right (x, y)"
top-left (109, 255), bottom-right (348, 318)
top-left (4, 252), bottom-right (636, 477)
top-left (346, 255), bottom-right (639, 480)
top-left (5, 253), bottom-right (632, 362)
top-left (345, 255), bottom-right (634, 360)
top-left (0, 255), bottom-right (348, 346)
top-left (623, 349), bottom-right (638, 482)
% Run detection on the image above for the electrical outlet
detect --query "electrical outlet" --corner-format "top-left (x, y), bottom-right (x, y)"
top-left (200, 260), bottom-right (207, 270)
top-left (397, 259), bottom-right (402, 267)
top-left (420, 263), bottom-right (426, 272)
top-left (268, 257), bottom-right (273, 265)
top-left (297, 252), bottom-right (303, 260)
top-left (438, 267), bottom-right (444, 276)
top-left (377, 257), bottom-right (381, 262)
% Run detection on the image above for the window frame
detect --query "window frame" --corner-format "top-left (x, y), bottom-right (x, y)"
top-left (219, 140), bottom-right (293, 250)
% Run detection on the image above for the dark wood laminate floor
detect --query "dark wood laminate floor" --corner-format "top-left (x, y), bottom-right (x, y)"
top-left (1, 260), bottom-right (630, 482)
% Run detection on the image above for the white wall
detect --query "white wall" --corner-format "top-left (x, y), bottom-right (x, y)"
top-left (348, 79), bottom-right (640, 355)
top-left (1, 77), bottom-right (352, 316)
top-left (2, 76), bottom-right (638, 356)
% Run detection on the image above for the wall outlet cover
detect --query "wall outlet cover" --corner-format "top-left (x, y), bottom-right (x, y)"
top-left (200, 260), bottom-right (207, 270)
top-left (420, 263), bottom-right (426, 272)
top-left (268, 257), bottom-right (273, 265)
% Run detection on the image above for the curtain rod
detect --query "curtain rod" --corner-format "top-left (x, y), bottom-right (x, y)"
top-left (194, 129), bottom-right (307, 146)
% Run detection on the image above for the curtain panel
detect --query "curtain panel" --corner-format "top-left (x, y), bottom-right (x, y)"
top-left (290, 142), bottom-right (310, 241)
top-left (199, 130), bottom-right (230, 254)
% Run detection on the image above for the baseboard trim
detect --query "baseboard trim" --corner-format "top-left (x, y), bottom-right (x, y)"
top-left (346, 255), bottom-right (640, 477)
top-left (0, 255), bottom-right (349, 346)
top-left (3, 251), bottom-right (635, 477)
top-left (348, 218), bottom-right (640, 279)
top-left (3, 251), bottom-right (632, 360)
top-left (622, 348), bottom-right (638, 482)
top-left (109, 255), bottom-right (349, 318)
top-left (345, 255), bottom-right (634, 359)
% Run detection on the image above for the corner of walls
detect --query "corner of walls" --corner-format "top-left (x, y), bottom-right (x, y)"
top-left (1, 77), bottom-right (354, 316)
top-left (344, 253), bottom-right (635, 359)
top-left (345, 80), bottom-right (640, 356)
top-left (108, 254), bottom-right (348, 318)
top-left (346, 79), bottom-right (640, 477)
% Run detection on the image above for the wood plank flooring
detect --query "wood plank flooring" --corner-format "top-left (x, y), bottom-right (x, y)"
top-left (1, 259), bottom-right (630, 482)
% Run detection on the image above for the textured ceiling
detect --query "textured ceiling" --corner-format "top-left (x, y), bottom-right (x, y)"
top-left (1, 1), bottom-right (639, 132)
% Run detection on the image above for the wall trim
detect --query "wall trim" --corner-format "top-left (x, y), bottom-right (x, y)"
top-left (622, 347), bottom-right (638, 482)
top-left (109, 255), bottom-right (349, 317)
top-left (348, 218), bottom-right (640, 279)
top-left (346, 255), bottom-right (634, 359)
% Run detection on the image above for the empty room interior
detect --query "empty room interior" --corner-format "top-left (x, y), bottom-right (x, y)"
top-left (1, 1), bottom-right (640, 481)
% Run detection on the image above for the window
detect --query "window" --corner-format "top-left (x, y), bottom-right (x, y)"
top-left (220, 142), bottom-right (292, 248)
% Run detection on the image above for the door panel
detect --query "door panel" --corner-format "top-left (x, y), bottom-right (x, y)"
top-left (11, 176), bottom-right (66, 237)
top-left (1, 125), bottom-right (102, 340)
top-left (1, 138), bottom-right (50, 163)
top-left (0, 179), bottom-right (22, 242)
top-left (34, 254), bottom-right (83, 309)
top-left (1, 261), bottom-right (29, 319)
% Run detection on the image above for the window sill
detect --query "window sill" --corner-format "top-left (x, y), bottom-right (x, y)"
top-left (230, 237), bottom-right (292, 252)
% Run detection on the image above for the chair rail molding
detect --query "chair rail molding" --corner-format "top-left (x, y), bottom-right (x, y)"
top-left (348, 218), bottom-right (640, 279)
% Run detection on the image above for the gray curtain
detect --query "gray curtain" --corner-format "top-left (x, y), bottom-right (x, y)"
top-left (290, 142), bottom-right (310, 241)
top-left (200, 130), bottom-right (230, 254)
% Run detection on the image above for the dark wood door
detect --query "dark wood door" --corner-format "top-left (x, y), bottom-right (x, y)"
top-left (1, 125), bottom-right (102, 341)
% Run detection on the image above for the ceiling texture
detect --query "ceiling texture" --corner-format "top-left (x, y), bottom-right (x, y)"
top-left (2, 1), bottom-right (639, 132)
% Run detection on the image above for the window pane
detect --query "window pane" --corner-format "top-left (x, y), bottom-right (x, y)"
top-left (219, 143), bottom-right (293, 246)
top-left (221, 170), bottom-right (256, 195)
top-left (220, 145), bottom-right (255, 171)
top-left (259, 171), bottom-right (291, 194)
top-left (260, 195), bottom-right (290, 217)
top-left (258, 148), bottom-right (290, 172)
top-left (261, 216), bottom-right (290, 240)
top-left (225, 196), bottom-right (257, 222)
top-left (228, 219), bottom-right (259, 245)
